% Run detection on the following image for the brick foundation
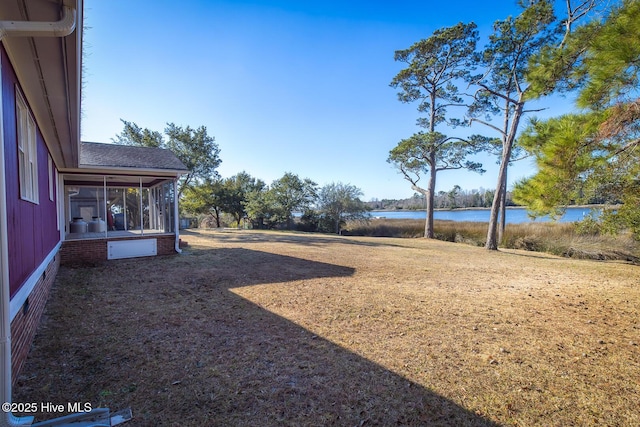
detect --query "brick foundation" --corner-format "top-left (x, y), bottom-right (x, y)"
top-left (10, 252), bottom-right (60, 384)
top-left (60, 234), bottom-right (178, 265)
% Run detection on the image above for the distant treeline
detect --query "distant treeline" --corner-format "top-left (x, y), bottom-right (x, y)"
top-left (368, 182), bottom-right (617, 211)
top-left (367, 187), bottom-right (516, 210)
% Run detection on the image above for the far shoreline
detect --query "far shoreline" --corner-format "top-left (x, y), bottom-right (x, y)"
top-left (370, 204), bottom-right (612, 213)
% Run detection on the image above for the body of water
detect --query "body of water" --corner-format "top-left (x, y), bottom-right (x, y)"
top-left (370, 206), bottom-right (597, 224)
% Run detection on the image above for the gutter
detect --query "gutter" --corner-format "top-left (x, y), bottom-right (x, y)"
top-left (69, 165), bottom-right (190, 176)
top-left (0, 5), bottom-right (77, 427)
top-left (0, 6), bottom-right (76, 41)
top-left (174, 179), bottom-right (182, 254)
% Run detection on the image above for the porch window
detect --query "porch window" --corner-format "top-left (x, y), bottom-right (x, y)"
top-left (16, 88), bottom-right (38, 203)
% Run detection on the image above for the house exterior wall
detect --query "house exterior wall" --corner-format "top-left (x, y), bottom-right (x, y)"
top-left (2, 47), bottom-right (60, 299)
top-left (1, 45), bottom-right (61, 382)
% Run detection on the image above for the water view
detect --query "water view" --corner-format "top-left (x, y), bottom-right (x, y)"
top-left (370, 206), bottom-right (598, 224)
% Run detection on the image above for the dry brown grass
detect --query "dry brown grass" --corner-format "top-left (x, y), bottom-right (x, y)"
top-left (14, 229), bottom-right (640, 426)
top-left (347, 218), bottom-right (640, 262)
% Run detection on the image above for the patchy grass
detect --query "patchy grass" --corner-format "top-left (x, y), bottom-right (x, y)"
top-left (346, 218), bottom-right (640, 262)
top-left (15, 229), bottom-right (640, 426)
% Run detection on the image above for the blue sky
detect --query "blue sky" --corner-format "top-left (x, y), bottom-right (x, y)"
top-left (81, 0), bottom-right (574, 200)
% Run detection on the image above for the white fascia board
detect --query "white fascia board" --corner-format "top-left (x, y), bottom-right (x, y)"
top-left (63, 165), bottom-right (187, 177)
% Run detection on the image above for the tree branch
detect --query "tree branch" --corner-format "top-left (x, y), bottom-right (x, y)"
top-left (476, 82), bottom-right (520, 105)
top-left (561, 0), bottom-right (597, 48)
top-left (436, 164), bottom-right (464, 172)
top-left (613, 138), bottom-right (640, 156)
top-left (522, 106), bottom-right (549, 113)
top-left (469, 118), bottom-right (506, 136)
top-left (398, 163), bottom-right (421, 188)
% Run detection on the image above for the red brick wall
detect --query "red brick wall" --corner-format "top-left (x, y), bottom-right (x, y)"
top-left (60, 235), bottom-right (178, 265)
top-left (157, 235), bottom-right (178, 255)
top-left (60, 238), bottom-right (107, 265)
top-left (10, 252), bottom-right (59, 384)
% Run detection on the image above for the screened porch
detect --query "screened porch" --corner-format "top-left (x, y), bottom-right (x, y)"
top-left (63, 174), bottom-right (179, 241)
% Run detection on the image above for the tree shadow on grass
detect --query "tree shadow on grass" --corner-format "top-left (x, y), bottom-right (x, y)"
top-left (181, 228), bottom-right (412, 249)
top-left (15, 248), bottom-right (500, 426)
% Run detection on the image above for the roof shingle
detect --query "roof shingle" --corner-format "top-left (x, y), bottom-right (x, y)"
top-left (80, 142), bottom-right (188, 172)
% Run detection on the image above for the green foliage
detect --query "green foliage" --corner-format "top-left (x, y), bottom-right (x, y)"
top-left (574, 214), bottom-right (602, 236)
top-left (316, 182), bottom-right (369, 234)
top-left (595, 167), bottom-right (640, 239)
top-left (469, 0), bottom-right (559, 119)
top-left (164, 123), bottom-right (221, 196)
top-left (270, 172), bottom-right (318, 230)
top-left (181, 179), bottom-right (225, 227)
top-left (113, 120), bottom-right (164, 148)
top-left (113, 120), bottom-right (221, 198)
top-left (391, 22), bottom-right (479, 130)
top-left (181, 171), bottom-right (265, 228)
top-left (515, 113), bottom-right (640, 238)
top-left (527, 1), bottom-right (640, 106)
top-left (525, 20), bottom-right (598, 99)
top-left (512, 111), bottom-right (608, 217)
top-left (479, 0), bottom-right (558, 93)
top-left (221, 172), bottom-right (266, 225)
top-left (298, 209), bottom-right (321, 233)
top-left (577, 0), bottom-right (640, 108)
top-left (244, 187), bottom-right (278, 229)
top-left (243, 172), bottom-right (317, 230)
top-left (515, 1), bottom-right (640, 239)
top-left (388, 132), bottom-right (485, 179)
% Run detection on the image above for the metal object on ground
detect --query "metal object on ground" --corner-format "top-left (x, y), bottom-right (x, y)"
top-left (30, 408), bottom-right (132, 427)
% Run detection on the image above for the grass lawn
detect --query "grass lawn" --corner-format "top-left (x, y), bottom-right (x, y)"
top-left (15, 229), bottom-right (640, 426)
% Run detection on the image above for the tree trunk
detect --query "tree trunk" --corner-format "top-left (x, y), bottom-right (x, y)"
top-left (498, 178), bottom-right (507, 244)
top-left (425, 155), bottom-right (437, 238)
top-left (212, 207), bottom-right (220, 228)
top-left (486, 103), bottom-right (523, 250)
top-left (412, 185), bottom-right (432, 238)
top-left (423, 94), bottom-right (437, 239)
top-left (485, 163), bottom-right (507, 250)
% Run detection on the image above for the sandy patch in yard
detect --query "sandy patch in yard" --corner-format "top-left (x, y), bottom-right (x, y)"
top-left (14, 229), bottom-right (640, 426)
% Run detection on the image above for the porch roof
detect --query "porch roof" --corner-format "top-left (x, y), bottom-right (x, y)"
top-left (78, 142), bottom-right (188, 175)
